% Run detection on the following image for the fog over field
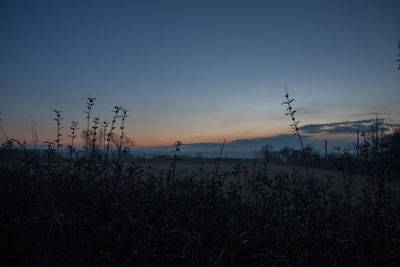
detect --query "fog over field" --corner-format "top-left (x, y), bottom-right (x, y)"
top-left (1, 0), bottom-right (400, 266)
top-left (135, 134), bottom-right (349, 158)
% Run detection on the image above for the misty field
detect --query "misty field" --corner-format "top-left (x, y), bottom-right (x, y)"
top-left (1, 142), bottom-right (400, 266)
top-left (145, 159), bottom-right (400, 197)
top-left (1, 98), bottom-right (400, 266)
top-left (2, 0), bottom-right (399, 265)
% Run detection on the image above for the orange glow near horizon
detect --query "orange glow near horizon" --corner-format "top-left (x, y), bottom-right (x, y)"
top-left (2, 125), bottom-right (288, 148)
top-left (2, 116), bottom-right (394, 148)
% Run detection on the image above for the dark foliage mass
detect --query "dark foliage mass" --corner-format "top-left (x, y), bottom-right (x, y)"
top-left (1, 100), bottom-right (400, 266)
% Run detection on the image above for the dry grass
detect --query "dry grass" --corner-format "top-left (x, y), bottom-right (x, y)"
top-left (143, 159), bottom-right (400, 198)
top-left (1, 98), bottom-right (400, 266)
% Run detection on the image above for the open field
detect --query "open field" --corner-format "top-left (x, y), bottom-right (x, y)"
top-left (143, 159), bottom-right (400, 198)
top-left (1, 97), bottom-right (399, 266)
top-left (2, 1), bottom-right (400, 265)
top-left (2, 132), bottom-right (400, 266)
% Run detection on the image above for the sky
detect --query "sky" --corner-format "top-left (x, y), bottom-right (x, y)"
top-left (0, 0), bottom-right (399, 149)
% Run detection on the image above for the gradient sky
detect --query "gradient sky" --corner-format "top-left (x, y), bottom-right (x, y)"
top-left (0, 0), bottom-right (399, 147)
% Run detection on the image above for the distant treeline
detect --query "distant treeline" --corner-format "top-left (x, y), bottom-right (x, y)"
top-left (4, 127), bottom-right (399, 178)
top-left (144, 127), bottom-right (400, 176)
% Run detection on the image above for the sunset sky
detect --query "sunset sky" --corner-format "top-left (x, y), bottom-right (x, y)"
top-left (1, 0), bottom-right (399, 148)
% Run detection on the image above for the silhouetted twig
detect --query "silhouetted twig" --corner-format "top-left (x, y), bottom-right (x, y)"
top-left (282, 85), bottom-right (310, 179)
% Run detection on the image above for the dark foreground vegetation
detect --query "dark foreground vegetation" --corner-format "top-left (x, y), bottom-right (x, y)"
top-left (1, 99), bottom-right (400, 266)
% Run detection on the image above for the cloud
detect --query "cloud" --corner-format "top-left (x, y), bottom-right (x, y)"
top-left (346, 112), bottom-right (390, 117)
top-left (300, 119), bottom-right (399, 135)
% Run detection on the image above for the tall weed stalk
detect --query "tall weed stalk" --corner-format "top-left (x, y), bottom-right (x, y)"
top-left (282, 86), bottom-right (310, 179)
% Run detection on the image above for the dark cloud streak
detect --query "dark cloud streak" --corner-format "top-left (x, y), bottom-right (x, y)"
top-left (300, 119), bottom-right (399, 135)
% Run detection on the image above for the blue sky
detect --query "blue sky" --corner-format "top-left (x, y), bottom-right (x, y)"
top-left (0, 0), bottom-right (399, 147)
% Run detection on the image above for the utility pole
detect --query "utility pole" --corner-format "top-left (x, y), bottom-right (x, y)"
top-left (357, 129), bottom-right (360, 162)
top-left (324, 140), bottom-right (327, 159)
